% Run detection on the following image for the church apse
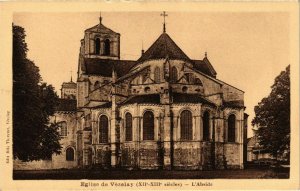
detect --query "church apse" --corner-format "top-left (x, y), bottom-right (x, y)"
top-left (14, 12), bottom-right (247, 171)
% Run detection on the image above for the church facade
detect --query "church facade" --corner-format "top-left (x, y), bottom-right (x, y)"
top-left (14, 15), bottom-right (248, 170)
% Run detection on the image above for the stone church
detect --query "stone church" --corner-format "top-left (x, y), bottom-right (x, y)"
top-left (14, 14), bottom-right (248, 170)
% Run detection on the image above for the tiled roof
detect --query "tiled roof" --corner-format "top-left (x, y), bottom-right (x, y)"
top-left (90, 102), bottom-right (112, 109)
top-left (121, 94), bottom-right (160, 105)
top-left (137, 33), bottom-right (191, 63)
top-left (223, 100), bottom-right (244, 108)
top-left (83, 58), bottom-right (136, 77)
top-left (55, 98), bottom-right (77, 111)
top-left (172, 93), bottom-right (215, 106)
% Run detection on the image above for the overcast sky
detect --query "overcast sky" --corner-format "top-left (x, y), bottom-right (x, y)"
top-left (13, 12), bottom-right (290, 137)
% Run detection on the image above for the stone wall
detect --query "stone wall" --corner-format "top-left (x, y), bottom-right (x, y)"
top-left (95, 144), bottom-right (111, 167)
top-left (222, 83), bottom-right (244, 102)
top-left (121, 142), bottom-right (138, 169)
top-left (139, 141), bottom-right (163, 169)
top-left (14, 159), bottom-right (53, 170)
top-left (224, 143), bottom-right (241, 168)
top-left (173, 141), bottom-right (201, 170)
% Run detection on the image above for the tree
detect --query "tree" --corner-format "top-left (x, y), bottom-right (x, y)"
top-left (252, 65), bottom-right (290, 161)
top-left (13, 25), bottom-right (62, 161)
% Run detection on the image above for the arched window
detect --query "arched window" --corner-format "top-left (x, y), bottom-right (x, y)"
top-left (180, 110), bottom-right (193, 140)
top-left (94, 81), bottom-right (100, 89)
top-left (142, 71), bottom-right (149, 83)
top-left (66, 147), bottom-right (74, 161)
top-left (170, 66), bottom-right (178, 83)
top-left (59, 122), bottom-right (67, 137)
top-left (185, 73), bottom-right (194, 84)
top-left (195, 78), bottom-right (203, 86)
top-left (95, 38), bottom-right (100, 54)
top-left (125, 113), bottom-right (132, 141)
top-left (203, 111), bottom-right (210, 141)
top-left (104, 39), bottom-right (110, 55)
top-left (228, 114), bottom-right (236, 142)
top-left (99, 115), bottom-right (109, 143)
top-left (154, 67), bottom-right (160, 83)
top-left (143, 111), bottom-right (154, 140)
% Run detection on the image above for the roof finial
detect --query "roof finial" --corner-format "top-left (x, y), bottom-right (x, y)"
top-left (205, 51), bottom-right (207, 58)
top-left (141, 40), bottom-right (144, 55)
top-left (99, 12), bottom-right (102, 25)
top-left (70, 70), bottom-right (73, 82)
top-left (160, 11), bottom-right (168, 33)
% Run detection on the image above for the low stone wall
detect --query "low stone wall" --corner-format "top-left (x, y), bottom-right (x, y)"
top-left (14, 159), bottom-right (53, 170)
top-left (173, 141), bottom-right (201, 170)
top-left (95, 144), bottom-right (111, 167)
top-left (139, 141), bottom-right (162, 169)
top-left (14, 157), bottom-right (77, 170)
top-left (121, 142), bottom-right (138, 169)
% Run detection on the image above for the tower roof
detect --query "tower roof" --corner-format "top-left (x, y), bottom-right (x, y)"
top-left (62, 81), bottom-right (76, 88)
top-left (137, 33), bottom-right (191, 63)
top-left (85, 22), bottom-right (119, 35)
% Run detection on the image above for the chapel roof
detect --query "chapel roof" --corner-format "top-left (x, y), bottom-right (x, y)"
top-left (223, 100), bottom-right (244, 108)
top-left (172, 93), bottom-right (215, 106)
top-left (121, 94), bottom-right (161, 105)
top-left (137, 33), bottom-right (191, 63)
top-left (120, 93), bottom-right (216, 106)
top-left (90, 102), bottom-right (112, 109)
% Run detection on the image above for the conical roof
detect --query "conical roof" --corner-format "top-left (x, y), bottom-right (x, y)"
top-left (137, 33), bottom-right (190, 63)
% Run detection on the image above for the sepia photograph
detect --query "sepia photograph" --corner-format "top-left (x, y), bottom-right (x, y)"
top-left (0, 2), bottom-right (299, 190)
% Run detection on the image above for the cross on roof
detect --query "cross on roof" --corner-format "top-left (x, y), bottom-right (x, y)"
top-left (160, 11), bottom-right (168, 33)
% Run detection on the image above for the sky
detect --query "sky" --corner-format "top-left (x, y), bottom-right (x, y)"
top-left (13, 12), bottom-right (290, 137)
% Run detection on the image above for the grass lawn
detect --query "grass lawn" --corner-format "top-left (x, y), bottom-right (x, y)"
top-left (13, 167), bottom-right (289, 180)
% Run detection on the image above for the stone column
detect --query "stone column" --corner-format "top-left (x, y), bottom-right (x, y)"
top-left (239, 112), bottom-right (244, 169)
top-left (172, 115), bottom-right (178, 141)
top-left (163, 105), bottom-right (172, 170)
top-left (160, 82), bottom-right (172, 170)
top-left (110, 70), bottom-right (117, 168)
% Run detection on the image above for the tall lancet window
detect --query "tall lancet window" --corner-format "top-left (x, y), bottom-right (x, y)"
top-left (180, 110), bottom-right (193, 140)
top-left (203, 111), bottom-right (210, 141)
top-left (170, 66), bottom-right (178, 83)
top-left (125, 113), bottom-right (133, 141)
top-left (95, 38), bottom-right (100, 54)
top-left (143, 111), bottom-right (154, 140)
top-left (154, 67), bottom-right (160, 83)
top-left (104, 39), bottom-right (110, 55)
top-left (99, 115), bottom-right (109, 143)
top-left (228, 114), bottom-right (236, 142)
top-left (59, 122), bottom-right (67, 137)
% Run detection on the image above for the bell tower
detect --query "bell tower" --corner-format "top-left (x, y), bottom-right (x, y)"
top-left (82, 15), bottom-right (120, 60)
